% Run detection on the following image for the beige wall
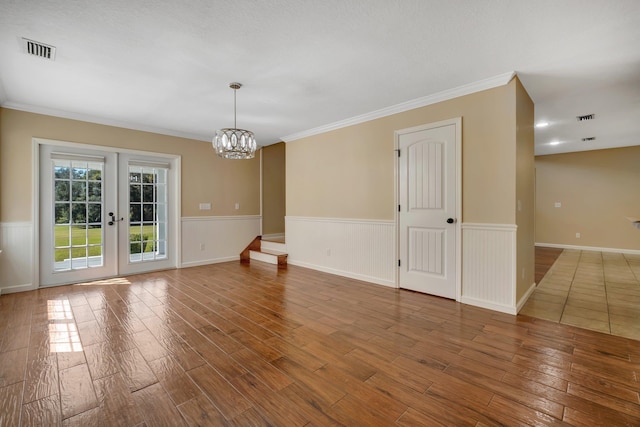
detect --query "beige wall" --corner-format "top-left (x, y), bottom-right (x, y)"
top-left (0, 108), bottom-right (260, 222)
top-left (262, 142), bottom-right (285, 235)
top-left (536, 146), bottom-right (640, 250)
top-left (515, 78), bottom-right (536, 299)
top-left (287, 82), bottom-right (516, 223)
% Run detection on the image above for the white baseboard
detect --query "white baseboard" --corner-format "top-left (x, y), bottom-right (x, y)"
top-left (535, 242), bottom-right (640, 255)
top-left (0, 283), bottom-right (34, 295)
top-left (181, 256), bottom-right (239, 268)
top-left (516, 282), bottom-right (537, 313)
top-left (288, 259), bottom-right (396, 288)
top-left (460, 296), bottom-right (517, 315)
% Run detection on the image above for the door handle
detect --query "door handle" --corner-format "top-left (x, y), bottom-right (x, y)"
top-left (108, 212), bottom-right (123, 226)
top-left (447, 218), bottom-right (456, 224)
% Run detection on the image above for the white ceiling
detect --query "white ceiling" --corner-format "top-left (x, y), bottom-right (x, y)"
top-left (1, 0), bottom-right (639, 156)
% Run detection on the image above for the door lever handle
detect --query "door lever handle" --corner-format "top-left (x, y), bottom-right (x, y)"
top-left (108, 212), bottom-right (123, 226)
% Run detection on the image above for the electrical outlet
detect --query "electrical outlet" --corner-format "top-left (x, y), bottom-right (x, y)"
top-left (200, 243), bottom-right (205, 251)
top-left (576, 233), bottom-right (581, 238)
top-left (554, 202), bottom-right (561, 208)
top-left (199, 203), bottom-right (211, 210)
top-left (235, 202), bottom-right (240, 210)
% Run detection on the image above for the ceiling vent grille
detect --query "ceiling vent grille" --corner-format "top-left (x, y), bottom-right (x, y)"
top-left (22, 38), bottom-right (56, 60)
top-left (576, 114), bottom-right (594, 121)
top-left (582, 137), bottom-right (596, 142)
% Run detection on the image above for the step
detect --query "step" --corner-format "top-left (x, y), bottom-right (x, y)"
top-left (250, 249), bottom-right (288, 267)
top-left (261, 240), bottom-right (287, 252)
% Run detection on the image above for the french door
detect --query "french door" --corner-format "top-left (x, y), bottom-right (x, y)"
top-left (39, 142), bottom-right (177, 287)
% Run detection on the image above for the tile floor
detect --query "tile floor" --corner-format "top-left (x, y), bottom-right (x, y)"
top-left (520, 249), bottom-right (640, 340)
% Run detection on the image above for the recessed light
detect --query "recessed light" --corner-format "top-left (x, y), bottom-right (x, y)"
top-left (535, 122), bottom-right (549, 128)
top-left (549, 141), bottom-right (560, 146)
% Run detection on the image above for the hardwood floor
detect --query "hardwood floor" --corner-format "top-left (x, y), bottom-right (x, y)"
top-left (1, 261), bottom-right (639, 426)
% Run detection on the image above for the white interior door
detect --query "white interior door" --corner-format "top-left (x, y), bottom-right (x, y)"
top-left (398, 121), bottom-right (458, 299)
top-left (39, 145), bottom-right (118, 286)
top-left (39, 143), bottom-right (178, 286)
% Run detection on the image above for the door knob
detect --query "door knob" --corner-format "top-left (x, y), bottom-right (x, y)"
top-left (447, 218), bottom-right (455, 224)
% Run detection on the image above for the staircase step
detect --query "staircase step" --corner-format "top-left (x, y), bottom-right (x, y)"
top-left (261, 240), bottom-right (287, 252)
top-left (250, 249), bottom-right (288, 267)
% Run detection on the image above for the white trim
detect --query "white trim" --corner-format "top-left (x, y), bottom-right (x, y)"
top-left (0, 284), bottom-right (34, 295)
top-left (33, 137), bottom-right (183, 158)
top-left (288, 259), bottom-right (396, 288)
top-left (394, 117), bottom-right (463, 300)
top-left (32, 141), bottom-right (41, 290)
top-left (181, 256), bottom-right (240, 268)
top-left (181, 215), bottom-right (262, 222)
top-left (463, 223), bottom-right (518, 231)
top-left (4, 103), bottom-right (210, 142)
top-left (516, 282), bottom-right (537, 313)
top-left (535, 242), bottom-right (640, 255)
top-left (282, 72), bottom-right (515, 142)
top-left (460, 296), bottom-right (517, 315)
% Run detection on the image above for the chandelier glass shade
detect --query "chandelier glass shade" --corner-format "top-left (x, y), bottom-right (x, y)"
top-left (212, 83), bottom-right (257, 159)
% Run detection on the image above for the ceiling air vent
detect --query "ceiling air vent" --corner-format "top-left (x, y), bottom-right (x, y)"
top-left (581, 137), bottom-right (596, 142)
top-left (22, 38), bottom-right (56, 60)
top-left (576, 114), bottom-right (594, 121)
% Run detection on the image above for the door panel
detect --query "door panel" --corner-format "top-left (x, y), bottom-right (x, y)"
top-left (40, 146), bottom-right (118, 286)
top-left (399, 122), bottom-right (457, 299)
top-left (118, 155), bottom-right (175, 275)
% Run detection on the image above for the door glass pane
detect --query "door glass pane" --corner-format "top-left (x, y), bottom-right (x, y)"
top-left (129, 165), bottom-right (168, 263)
top-left (52, 159), bottom-right (104, 272)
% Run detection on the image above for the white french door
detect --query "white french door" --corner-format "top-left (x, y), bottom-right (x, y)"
top-left (118, 154), bottom-right (175, 275)
top-left (39, 142), bottom-right (177, 287)
top-left (397, 119), bottom-right (460, 299)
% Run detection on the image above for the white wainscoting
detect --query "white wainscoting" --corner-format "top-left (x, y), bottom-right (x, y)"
top-left (0, 222), bottom-right (34, 294)
top-left (461, 223), bottom-right (517, 314)
top-left (285, 216), bottom-right (396, 287)
top-left (181, 216), bottom-right (261, 268)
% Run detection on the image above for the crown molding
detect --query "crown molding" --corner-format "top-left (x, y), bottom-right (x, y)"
top-left (0, 101), bottom-right (212, 142)
top-left (282, 71), bottom-right (517, 143)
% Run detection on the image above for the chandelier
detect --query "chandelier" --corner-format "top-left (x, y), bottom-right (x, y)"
top-left (212, 82), bottom-right (257, 159)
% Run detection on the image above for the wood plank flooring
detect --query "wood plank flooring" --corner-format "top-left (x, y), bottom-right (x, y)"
top-left (1, 261), bottom-right (639, 426)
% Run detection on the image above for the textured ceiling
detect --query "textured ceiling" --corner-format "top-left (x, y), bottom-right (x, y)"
top-left (0, 0), bottom-right (639, 155)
